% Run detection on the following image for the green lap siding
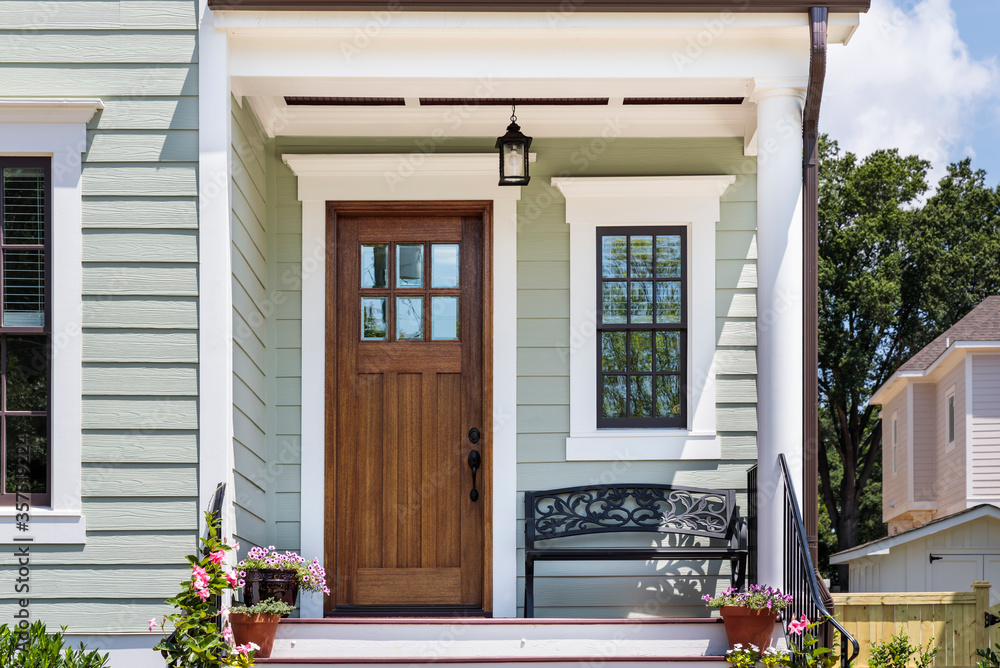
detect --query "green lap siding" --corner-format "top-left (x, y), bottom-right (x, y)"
top-left (232, 96), bottom-right (271, 552)
top-left (267, 136), bottom-right (758, 617)
top-left (0, 1), bottom-right (199, 634)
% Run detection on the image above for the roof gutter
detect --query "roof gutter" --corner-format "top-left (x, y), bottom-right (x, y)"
top-left (802, 5), bottom-right (827, 576)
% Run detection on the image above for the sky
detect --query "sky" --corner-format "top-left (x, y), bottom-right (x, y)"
top-left (822, 0), bottom-right (1000, 190)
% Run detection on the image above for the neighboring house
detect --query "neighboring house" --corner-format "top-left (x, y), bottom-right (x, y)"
top-left (832, 296), bottom-right (1000, 603)
top-left (0, 1), bottom-right (869, 666)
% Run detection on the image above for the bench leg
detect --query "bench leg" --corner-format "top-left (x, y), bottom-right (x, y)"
top-left (731, 555), bottom-right (747, 590)
top-left (524, 557), bottom-right (535, 618)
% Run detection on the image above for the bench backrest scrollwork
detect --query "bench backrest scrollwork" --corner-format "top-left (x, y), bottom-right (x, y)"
top-left (524, 484), bottom-right (738, 548)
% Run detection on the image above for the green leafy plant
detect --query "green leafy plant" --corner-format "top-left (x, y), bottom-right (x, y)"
top-left (867, 628), bottom-right (936, 668)
top-left (787, 616), bottom-right (836, 668)
top-left (976, 641), bottom-right (1000, 668)
top-left (0, 621), bottom-right (110, 668)
top-left (152, 510), bottom-right (246, 667)
top-left (230, 599), bottom-right (295, 616)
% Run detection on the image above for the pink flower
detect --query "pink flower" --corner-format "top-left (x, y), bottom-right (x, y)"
top-left (231, 541), bottom-right (240, 552)
top-left (209, 550), bottom-right (226, 565)
top-left (223, 626), bottom-right (234, 644)
top-left (225, 570), bottom-right (241, 588)
top-left (196, 588), bottom-right (211, 601)
top-left (147, 618), bottom-right (157, 632)
top-left (788, 614), bottom-right (810, 635)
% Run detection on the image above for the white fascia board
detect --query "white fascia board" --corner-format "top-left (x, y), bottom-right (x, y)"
top-left (830, 505), bottom-right (1000, 564)
top-left (0, 98), bottom-right (104, 124)
top-left (872, 342), bottom-right (1000, 406)
top-left (249, 98), bottom-right (747, 139)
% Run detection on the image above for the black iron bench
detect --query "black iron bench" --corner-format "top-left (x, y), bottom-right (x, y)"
top-left (523, 484), bottom-right (748, 617)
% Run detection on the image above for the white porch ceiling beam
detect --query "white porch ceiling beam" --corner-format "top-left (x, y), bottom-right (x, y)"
top-left (246, 97), bottom-right (750, 138)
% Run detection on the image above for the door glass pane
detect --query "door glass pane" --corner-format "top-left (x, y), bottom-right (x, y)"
top-left (656, 376), bottom-right (682, 418)
top-left (5, 416), bottom-right (47, 494)
top-left (629, 236), bottom-right (653, 278)
top-left (360, 244), bottom-right (388, 289)
top-left (601, 331), bottom-right (626, 372)
top-left (602, 375), bottom-right (626, 418)
top-left (630, 376), bottom-right (652, 417)
top-left (6, 336), bottom-right (48, 411)
top-left (655, 281), bottom-right (681, 324)
top-left (430, 296), bottom-right (459, 341)
top-left (2, 167), bottom-right (45, 245)
top-left (655, 331), bottom-right (681, 373)
top-left (3, 248), bottom-right (44, 327)
top-left (396, 297), bottom-right (423, 340)
top-left (629, 281), bottom-right (653, 323)
top-left (361, 297), bottom-right (387, 340)
top-left (629, 331), bottom-right (652, 372)
top-left (431, 244), bottom-right (459, 288)
top-left (601, 235), bottom-right (627, 279)
top-left (602, 282), bottom-right (627, 324)
top-left (656, 235), bottom-right (682, 278)
top-left (397, 244), bottom-right (423, 288)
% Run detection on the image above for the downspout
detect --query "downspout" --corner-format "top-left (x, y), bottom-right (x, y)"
top-left (803, 5), bottom-right (827, 585)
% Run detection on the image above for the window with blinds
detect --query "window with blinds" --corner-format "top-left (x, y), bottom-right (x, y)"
top-left (0, 157), bottom-right (50, 507)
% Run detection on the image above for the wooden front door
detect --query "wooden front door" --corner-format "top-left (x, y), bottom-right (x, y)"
top-left (326, 202), bottom-right (491, 614)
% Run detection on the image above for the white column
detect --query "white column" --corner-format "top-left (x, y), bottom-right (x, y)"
top-left (752, 80), bottom-right (805, 588)
top-left (198, 2), bottom-right (235, 533)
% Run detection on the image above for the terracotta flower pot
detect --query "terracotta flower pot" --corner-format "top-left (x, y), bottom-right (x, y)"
top-left (243, 568), bottom-right (299, 610)
top-left (230, 611), bottom-right (281, 659)
top-left (719, 606), bottom-right (780, 651)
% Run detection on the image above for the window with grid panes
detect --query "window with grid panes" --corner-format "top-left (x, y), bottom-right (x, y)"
top-left (0, 158), bottom-right (50, 507)
top-left (597, 227), bottom-right (686, 428)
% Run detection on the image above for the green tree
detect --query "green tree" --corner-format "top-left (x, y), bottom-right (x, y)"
top-left (817, 138), bottom-right (1000, 583)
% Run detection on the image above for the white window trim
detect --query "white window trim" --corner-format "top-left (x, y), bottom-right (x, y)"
top-left (282, 152), bottom-right (528, 619)
top-left (945, 385), bottom-right (957, 449)
top-left (553, 175), bottom-right (734, 461)
top-left (891, 410), bottom-right (898, 476)
top-left (0, 99), bottom-right (103, 544)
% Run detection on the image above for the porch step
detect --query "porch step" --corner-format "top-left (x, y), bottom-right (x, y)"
top-left (256, 618), bottom-right (730, 666)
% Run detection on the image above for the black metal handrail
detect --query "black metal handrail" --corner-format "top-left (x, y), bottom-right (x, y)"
top-left (779, 454), bottom-right (859, 668)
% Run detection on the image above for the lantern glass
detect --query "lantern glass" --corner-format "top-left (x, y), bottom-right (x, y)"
top-left (504, 141), bottom-right (526, 178)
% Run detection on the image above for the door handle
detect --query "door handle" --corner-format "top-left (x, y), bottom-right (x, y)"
top-left (467, 449), bottom-right (481, 502)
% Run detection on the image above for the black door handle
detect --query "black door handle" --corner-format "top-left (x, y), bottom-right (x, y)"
top-left (467, 449), bottom-right (481, 502)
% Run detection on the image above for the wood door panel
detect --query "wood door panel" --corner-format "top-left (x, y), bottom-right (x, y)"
top-left (355, 568), bottom-right (462, 605)
top-left (328, 206), bottom-right (488, 613)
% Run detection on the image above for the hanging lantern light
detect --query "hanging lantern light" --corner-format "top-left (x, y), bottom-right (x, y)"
top-left (495, 102), bottom-right (532, 186)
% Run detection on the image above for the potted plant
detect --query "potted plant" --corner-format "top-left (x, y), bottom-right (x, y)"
top-left (228, 599), bottom-right (295, 659)
top-left (703, 584), bottom-right (793, 652)
top-left (237, 546), bottom-right (330, 610)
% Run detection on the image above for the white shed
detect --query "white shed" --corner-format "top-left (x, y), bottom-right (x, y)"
top-left (830, 504), bottom-right (1000, 605)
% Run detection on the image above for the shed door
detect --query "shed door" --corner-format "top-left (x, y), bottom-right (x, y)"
top-left (328, 205), bottom-right (487, 613)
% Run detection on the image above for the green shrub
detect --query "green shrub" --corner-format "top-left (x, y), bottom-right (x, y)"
top-left (976, 641), bottom-right (1000, 668)
top-left (0, 621), bottom-right (110, 668)
top-left (868, 628), bottom-right (936, 668)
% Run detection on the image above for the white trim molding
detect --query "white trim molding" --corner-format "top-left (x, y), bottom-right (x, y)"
top-left (198, 4), bottom-right (237, 536)
top-left (0, 98), bottom-right (103, 544)
top-left (553, 175), bottom-right (734, 462)
top-left (283, 152), bottom-right (525, 618)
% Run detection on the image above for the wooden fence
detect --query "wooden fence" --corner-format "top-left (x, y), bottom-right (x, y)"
top-left (831, 581), bottom-right (998, 668)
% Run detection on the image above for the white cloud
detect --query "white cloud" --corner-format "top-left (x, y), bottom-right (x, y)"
top-left (822, 0), bottom-right (997, 183)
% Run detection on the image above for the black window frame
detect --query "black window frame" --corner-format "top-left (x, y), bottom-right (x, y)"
top-left (596, 226), bottom-right (687, 429)
top-left (0, 156), bottom-right (52, 508)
